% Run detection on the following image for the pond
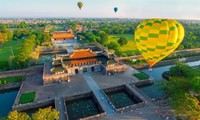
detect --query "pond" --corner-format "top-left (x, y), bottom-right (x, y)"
top-left (139, 60), bottom-right (200, 99)
top-left (106, 89), bottom-right (141, 109)
top-left (66, 97), bottom-right (100, 120)
top-left (0, 88), bottom-right (18, 118)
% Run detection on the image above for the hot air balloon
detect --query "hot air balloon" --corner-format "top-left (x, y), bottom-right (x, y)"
top-left (134, 19), bottom-right (185, 69)
top-left (77, 2), bottom-right (83, 10)
top-left (114, 7), bottom-right (118, 13)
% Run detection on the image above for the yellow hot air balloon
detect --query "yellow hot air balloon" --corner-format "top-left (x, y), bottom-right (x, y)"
top-left (77, 2), bottom-right (83, 10)
top-left (135, 19), bottom-right (185, 68)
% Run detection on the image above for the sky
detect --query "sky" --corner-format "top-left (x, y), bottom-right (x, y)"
top-left (0, 0), bottom-right (200, 20)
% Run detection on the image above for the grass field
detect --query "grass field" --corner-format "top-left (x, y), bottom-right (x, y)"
top-left (0, 76), bottom-right (24, 85)
top-left (0, 40), bottom-right (23, 62)
top-left (19, 92), bottom-right (36, 104)
top-left (108, 34), bottom-right (138, 56)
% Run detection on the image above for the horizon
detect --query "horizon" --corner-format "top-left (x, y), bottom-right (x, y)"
top-left (0, 0), bottom-right (200, 20)
top-left (1, 17), bottom-right (200, 21)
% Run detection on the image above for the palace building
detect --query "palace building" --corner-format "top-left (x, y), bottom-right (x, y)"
top-left (43, 47), bottom-right (126, 85)
top-left (52, 30), bottom-right (77, 45)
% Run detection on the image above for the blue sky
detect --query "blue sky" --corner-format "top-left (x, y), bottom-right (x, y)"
top-left (0, 0), bottom-right (200, 19)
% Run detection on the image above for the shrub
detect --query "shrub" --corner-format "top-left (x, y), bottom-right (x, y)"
top-left (19, 92), bottom-right (35, 104)
top-left (133, 72), bottom-right (149, 80)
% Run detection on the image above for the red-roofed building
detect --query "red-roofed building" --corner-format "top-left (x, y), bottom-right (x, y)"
top-left (43, 47), bottom-right (126, 85)
top-left (52, 30), bottom-right (77, 45)
top-left (70, 49), bottom-right (96, 59)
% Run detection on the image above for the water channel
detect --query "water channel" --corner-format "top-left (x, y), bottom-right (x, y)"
top-left (0, 88), bottom-right (18, 118)
top-left (139, 60), bottom-right (200, 99)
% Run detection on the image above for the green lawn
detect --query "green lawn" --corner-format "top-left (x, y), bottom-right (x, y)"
top-left (133, 72), bottom-right (149, 80)
top-left (19, 92), bottom-right (36, 104)
top-left (0, 76), bottom-right (24, 85)
top-left (0, 40), bottom-right (23, 62)
top-left (108, 34), bottom-right (138, 56)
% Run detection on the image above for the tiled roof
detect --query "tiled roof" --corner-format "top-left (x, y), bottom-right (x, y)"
top-left (70, 49), bottom-right (96, 59)
top-left (52, 32), bottom-right (75, 40)
top-left (70, 58), bottom-right (97, 65)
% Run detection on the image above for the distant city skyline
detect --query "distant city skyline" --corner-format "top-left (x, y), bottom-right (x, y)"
top-left (0, 0), bottom-right (200, 20)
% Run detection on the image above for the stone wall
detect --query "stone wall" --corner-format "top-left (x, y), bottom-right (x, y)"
top-left (104, 85), bottom-right (125, 93)
top-left (0, 66), bottom-right (43, 78)
top-left (0, 82), bottom-right (21, 91)
top-left (66, 64), bottom-right (101, 75)
top-left (105, 64), bottom-right (126, 74)
top-left (13, 98), bottom-right (55, 112)
top-left (43, 73), bottom-right (69, 85)
top-left (134, 80), bottom-right (154, 87)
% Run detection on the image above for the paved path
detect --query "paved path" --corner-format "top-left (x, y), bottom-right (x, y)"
top-left (55, 97), bottom-right (67, 120)
top-left (83, 73), bottom-right (116, 115)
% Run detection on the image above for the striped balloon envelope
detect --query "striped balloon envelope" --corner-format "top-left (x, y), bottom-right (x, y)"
top-left (134, 19), bottom-right (185, 68)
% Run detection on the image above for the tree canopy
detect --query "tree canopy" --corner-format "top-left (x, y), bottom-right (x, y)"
top-left (32, 106), bottom-right (59, 120)
top-left (5, 107), bottom-right (59, 120)
top-left (8, 110), bottom-right (31, 120)
top-left (163, 62), bottom-right (200, 119)
top-left (117, 37), bottom-right (127, 46)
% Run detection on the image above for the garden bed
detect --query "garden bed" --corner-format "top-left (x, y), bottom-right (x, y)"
top-left (19, 92), bottom-right (36, 104)
top-left (133, 72), bottom-right (149, 80)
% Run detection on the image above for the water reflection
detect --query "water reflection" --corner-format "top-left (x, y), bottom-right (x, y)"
top-left (139, 60), bottom-right (200, 98)
top-left (66, 97), bottom-right (100, 120)
top-left (0, 89), bottom-right (18, 118)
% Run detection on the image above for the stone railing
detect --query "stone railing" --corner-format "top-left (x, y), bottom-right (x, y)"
top-left (79, 113), bottom-right (106, 120)
top-left (62, 98), bottom-right (69, 120)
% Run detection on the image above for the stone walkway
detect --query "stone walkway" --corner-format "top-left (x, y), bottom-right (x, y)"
top-left (83, 73), bottom-right (116, 115)
top-left (55, 97), bottom-right (67, 120)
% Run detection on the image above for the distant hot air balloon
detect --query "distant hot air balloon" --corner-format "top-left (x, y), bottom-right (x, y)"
top-left (77, 2), bottom-right (83, 10)
top-left (134, 19), bottom-right (185, 69)
top-left (114, 7), bottom-right (118, 13)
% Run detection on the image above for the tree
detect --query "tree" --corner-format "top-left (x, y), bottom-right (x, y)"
top-left (8, 110), bottom-right (31, 120)
top-left (0, 24), bottom-right (7, 32)
top-left (163, 63), bottom-right (200, 119)
top-left (107, 41), bottom-right (119, 51)
top-left (190, 77), bottom-right (200, 93)
top-left (168, 62), bottom-right (200, 79)
top-left (170, 92), bottom-right (200, 119)
top-left (15, 35), bottom-right (36, 68)
top-left (177, 44), bottom-right (184, 50)
top-left (117, 37), bottom-right (128, 46)
top-left (32, 106), bottom-right (59, 120)
top-left (18, 22), bottom-right (28, 28)
top-left (98, 31), bottom-right (109, 45)
top-left (0, 32), bottom-right (8, 45)
top-left (0, 25), bottom-right (13, 45)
